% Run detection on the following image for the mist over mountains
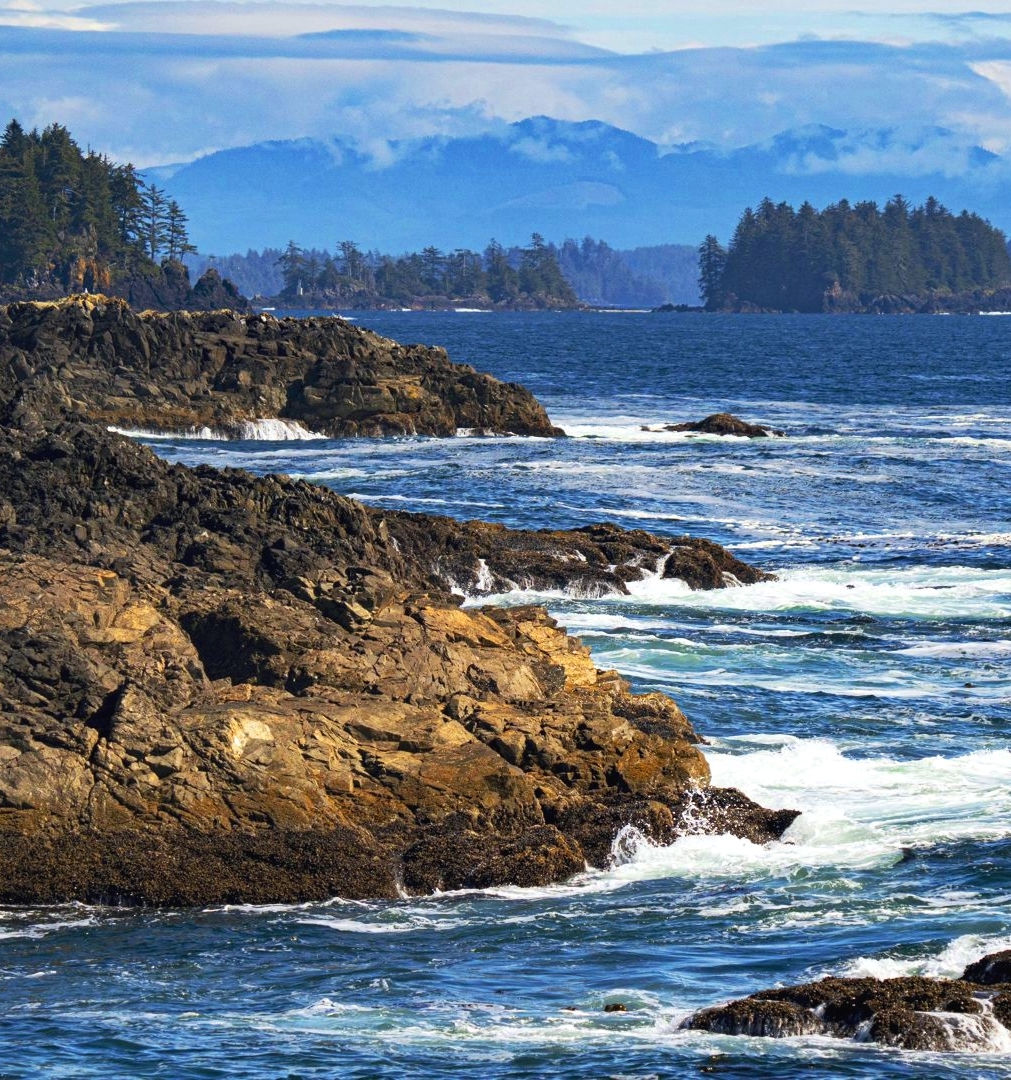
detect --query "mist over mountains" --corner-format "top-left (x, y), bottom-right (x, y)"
top-left (154, 116), bottom-right (1011, 258)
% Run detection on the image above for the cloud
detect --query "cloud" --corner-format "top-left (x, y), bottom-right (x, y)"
top-left (0, 1), bottom-right (1010, 174)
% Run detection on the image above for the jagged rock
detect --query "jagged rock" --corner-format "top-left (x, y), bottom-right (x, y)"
top-left (647, 413), bottom-right (783, 438)
top-left (384, 517), bottom-right (775, 596)
top-left (0, 295), bottom-right (562, 438)
top-left (685, 962), bottom-right (1011, 1052)
top-left (0, 421), bottom-right (795, 905)
top-left (108, 262), bottom-right (249, 313)
top-left (963, 951), bottom-right (1011, 986)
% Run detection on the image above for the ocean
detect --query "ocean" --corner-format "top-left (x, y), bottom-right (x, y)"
top-left (5, 312), bottom-right (1011, 1078)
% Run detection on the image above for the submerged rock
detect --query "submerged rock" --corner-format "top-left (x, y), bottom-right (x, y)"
top-left (0, 295), bottom-right (562, 438)
top-left (685, 960), bottom-right (1011, 1052)
top-left (0, 419), bottom-right (795, 905)
top-left (647, 412), bottom-right (784, 438)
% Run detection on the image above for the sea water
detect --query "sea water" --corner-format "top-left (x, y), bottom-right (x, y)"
top-left (4, 313), bottom-right (1010, 1078)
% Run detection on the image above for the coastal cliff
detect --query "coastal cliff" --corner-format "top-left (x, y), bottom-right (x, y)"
top-left (0, 295), bottom-right (560, 438)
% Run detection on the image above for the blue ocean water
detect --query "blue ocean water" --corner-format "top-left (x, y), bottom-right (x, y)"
top-left (6, 313), bottom-right (1011, 1078)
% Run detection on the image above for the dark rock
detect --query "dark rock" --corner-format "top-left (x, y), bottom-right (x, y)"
top-left (963, 951), bottom-right (1011, 985)
top-left (656, 412), bottom-right (784, 438)
top-left (383, 516), bottom-right (775, 597)
top-left (687, 999), bottom-right (825, 1038)
top-left (685, 963), bottom-right (1011, 1052)
top-left (0, 295), bottom-right (562, 438)
top-left (111, 262), bottom-right (250, 313)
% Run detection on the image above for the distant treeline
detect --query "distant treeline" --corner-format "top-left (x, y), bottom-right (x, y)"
top-left (187, 238), bottom-right (701, 309)
top-left (0, 118), bottom-right (195, 294)
top-left (699, 196), bottom-right (1011, 313)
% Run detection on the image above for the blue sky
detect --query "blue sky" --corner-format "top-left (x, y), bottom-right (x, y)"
top-left (1, 0), bottom-right (1011, 169)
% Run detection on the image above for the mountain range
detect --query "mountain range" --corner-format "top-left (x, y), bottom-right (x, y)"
top-left (153, 117), bottom-right (1011, 256)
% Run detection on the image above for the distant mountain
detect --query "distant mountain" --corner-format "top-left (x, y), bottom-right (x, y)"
top-left (157, 117), bottom-right (1011, 255)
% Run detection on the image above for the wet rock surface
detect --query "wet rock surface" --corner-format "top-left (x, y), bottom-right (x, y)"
top-left (0, 416), bottom-right (794, 905)
top-left (645, 412), bottom-right (784, 438)
top-left (0, 295), bottom-right (561, 438)
top-left (685, 958), bottom-right (1011, 1052)
top-left (384, 516), bottom-right (775, 597)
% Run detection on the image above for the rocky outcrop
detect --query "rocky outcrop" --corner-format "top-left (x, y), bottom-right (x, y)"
top-left (0, 295), bottom-right (562, 438)
top-left (0, 419), bottom-right (794, 905)
top-left (644, 412), bottom-right (784, 438)
top-left (384, 516), bottom-right (774, 597)
top-left (111, 263), bottom-right (250, 314)
top-left (685, 956), bottom-right (1011, 1052)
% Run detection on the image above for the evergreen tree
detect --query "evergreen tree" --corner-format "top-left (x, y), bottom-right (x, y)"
top-left (276, 240), bottom-right (308, 296)
top-left (484, 239), bottom-right (519, 303)
top-left (165, 199), bottom-right (196, 261)
top-left (697, 235), bottom-right (726, 310)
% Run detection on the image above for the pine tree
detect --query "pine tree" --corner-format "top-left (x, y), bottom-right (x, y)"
top-left (165, 199), bottom-right (196, 261)
top-left (697, 235), bottom-right (726, 310)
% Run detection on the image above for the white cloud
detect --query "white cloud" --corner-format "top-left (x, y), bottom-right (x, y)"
top-left (509, 136), bottom-right (575, 163)
top-left (0, 1), bottom-right (1010, 173)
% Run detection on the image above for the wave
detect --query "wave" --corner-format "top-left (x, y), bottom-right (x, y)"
top-left (467, 564), bottom-right (1011, 624)
top-left (110, 418), bottom-right (326, 441)
top-left (841, 932), bottom-right (1011, 981)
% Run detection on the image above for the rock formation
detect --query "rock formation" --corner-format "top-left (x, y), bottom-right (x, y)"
top-left (0, 420), bottom-right (795, 904)
top-left (644, 412), bottom-right (784, 438)
top-left (685, 956), bottom-right (1011, 1052)
top-left (385, 515), bottom-right (774, 596)
top-left (0, 295), bottom-right (561, 438)
top-left (112, 264), bottom-right (250, 314)
top-left (0, 296), bottom-right (798, 904)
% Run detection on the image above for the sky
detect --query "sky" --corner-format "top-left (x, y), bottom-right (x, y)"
top-left (2, 0), bottom-right (1011, 169)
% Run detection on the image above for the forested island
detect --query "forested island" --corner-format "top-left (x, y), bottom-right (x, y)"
top-left (189, 239), bottom-right (700, 310)
top-left (265, 234), bottom-right (582, 310)
top-left (696, 196), bottom-right (1011, 313)
top-left (6, 116), bottom-right (1011, 315)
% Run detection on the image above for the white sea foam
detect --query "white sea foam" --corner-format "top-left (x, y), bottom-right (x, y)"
top-left (841, 932), bottom-right (1011, 980)
top-left (469, 563), bottom-right (1011, 628)
top-left (109, 423), bottom-right (222, 440)
top-left (708, 738), bottom-right (1011, 846)
top-left (110, 418), bottom-right (326, 441)
top-left (896, 640), bottom-right (1011, 660)
top-left (236, 418), bottom-right (326, 441)
top-left (616, 565), bottom-right (1011, 622)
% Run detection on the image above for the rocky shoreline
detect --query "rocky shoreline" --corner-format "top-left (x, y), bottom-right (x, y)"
top-left (0, 298), bottom-right (796, 906)
top-left (0, 295), bottom-right (560, 438)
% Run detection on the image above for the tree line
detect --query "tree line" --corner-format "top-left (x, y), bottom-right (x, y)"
top-left (271, 234), bottom-right (579, 308)
top-left (698, 196), bottom-right (1011, 312)
top-left (0, 118), bottom-right (194, 292)
top-left (192, 237), bottom-right (702, 309)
